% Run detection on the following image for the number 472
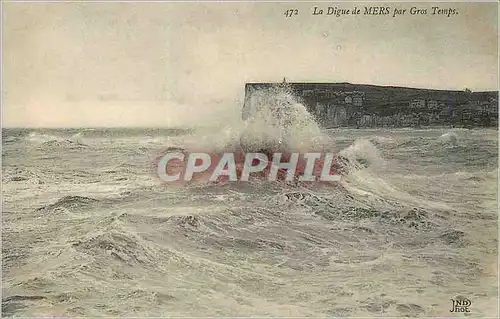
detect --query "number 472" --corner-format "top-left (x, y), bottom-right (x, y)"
top-left (284, 9), bottom-right (299, 18)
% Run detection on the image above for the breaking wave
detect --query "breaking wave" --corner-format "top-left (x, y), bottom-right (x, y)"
top-left (240, 84), bottom-right (330, 152)
top-left (25, 132), bottom-right (88, 148)
top-left (25, 132), bottom-right (64, 144)
top-left (437, 131), bottom-right (459, 147)
top-left (188, 84), bottom-right (333, 153)
top-left (339, 139), bottom-right (385, 168)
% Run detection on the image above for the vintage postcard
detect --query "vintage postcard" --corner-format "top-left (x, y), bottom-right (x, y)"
top-left (2, 0), bottom-right (498, 317)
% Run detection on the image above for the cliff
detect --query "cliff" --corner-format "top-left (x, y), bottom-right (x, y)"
top-left (243, 82), bottom-right (498, 128)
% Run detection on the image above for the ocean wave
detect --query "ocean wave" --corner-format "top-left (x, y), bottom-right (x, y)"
top-left (25, 132), bottom-right (64, 143)
top-left (338, 138), bottom-right (385, 169)
top-left (25, 132), bottom-right (88, 149)
top-left (70, 129), bottom-right (95, 144)
top-left (40, 139), bottom-right (88, 149)
top-left (36, 196), bottom-right (100, 213)
top-left (437, 131), bottom-right (459, 147)
top-left (369, 136), bottom-right (397, 146)
top-left (3, 136), bottom-right (19, 144)
top-left (3, 167), bottom-right (43, 184)
top-left (71, 231), bottom-right (158, 266)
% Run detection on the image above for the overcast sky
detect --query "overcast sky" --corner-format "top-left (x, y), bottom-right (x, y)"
top-left (3, 1), bottom-right (498, 127)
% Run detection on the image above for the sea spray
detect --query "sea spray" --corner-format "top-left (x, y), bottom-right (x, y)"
top-left (189, 83), bottom-right (333, 154)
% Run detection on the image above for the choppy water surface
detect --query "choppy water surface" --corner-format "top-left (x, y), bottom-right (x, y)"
top-left (2, 127), bottom-right (498, 317)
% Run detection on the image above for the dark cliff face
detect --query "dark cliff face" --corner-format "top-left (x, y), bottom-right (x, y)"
top-left (243, 82), bottom-right (499, 128)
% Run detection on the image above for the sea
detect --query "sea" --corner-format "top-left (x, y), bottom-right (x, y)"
top-left (2, 120), bottom-right (498, 316)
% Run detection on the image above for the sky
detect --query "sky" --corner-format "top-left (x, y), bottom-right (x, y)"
top-left (2, 1), bottom-right (499, 127)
